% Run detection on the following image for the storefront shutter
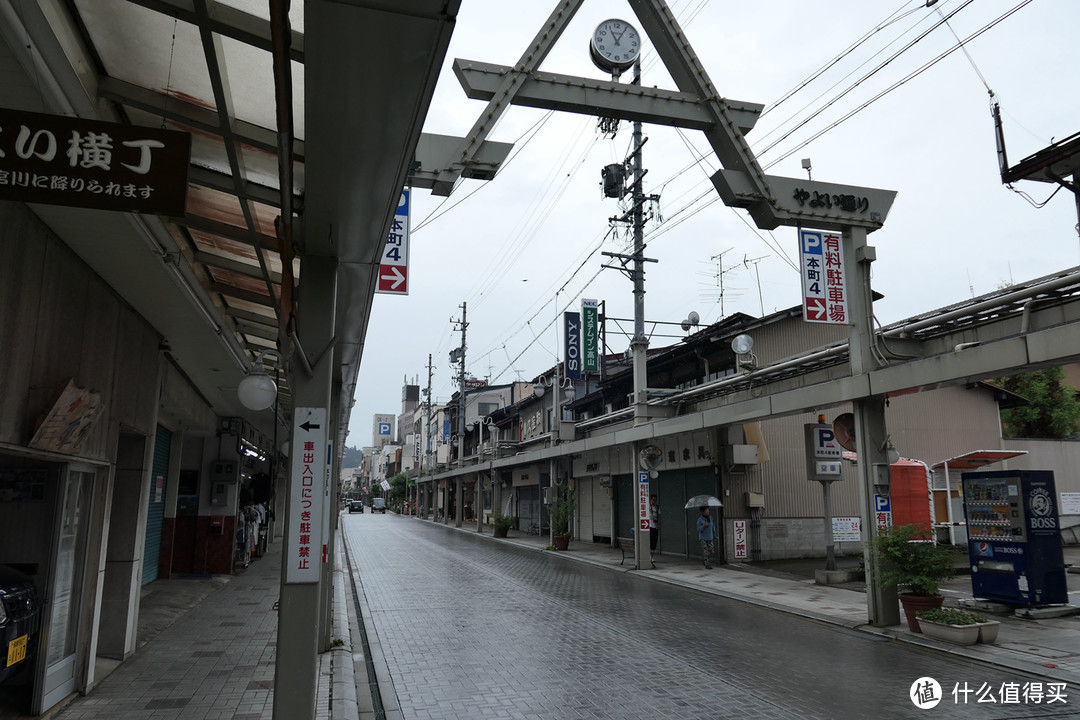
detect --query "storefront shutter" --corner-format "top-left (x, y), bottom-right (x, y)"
top-left (141, 425), bottom-right (171, 585)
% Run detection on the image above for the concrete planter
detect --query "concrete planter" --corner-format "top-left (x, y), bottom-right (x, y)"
top-left (976, 621), bottom-right (1000, 644)
top-left (919, 619), bottom-right (996, 645)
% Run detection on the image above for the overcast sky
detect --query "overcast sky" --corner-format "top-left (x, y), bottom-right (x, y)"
top-left (346, 0), bottom-right (1079, 448)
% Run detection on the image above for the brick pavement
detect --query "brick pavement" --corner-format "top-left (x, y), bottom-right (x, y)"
top-left (343, 514), bottom-right (1079, 719)
top-left (50, 546), bottom-right (283, 720)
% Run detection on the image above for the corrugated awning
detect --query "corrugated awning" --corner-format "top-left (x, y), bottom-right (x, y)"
top-left (930, 450), bottom-right (1028, 471)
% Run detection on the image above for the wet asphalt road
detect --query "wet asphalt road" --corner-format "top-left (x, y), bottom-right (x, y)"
top-left (343, 514), bottom-right (1078, 720)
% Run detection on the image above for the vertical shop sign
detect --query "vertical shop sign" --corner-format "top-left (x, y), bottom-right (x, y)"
top-left (733, 519), bottom-right (748, 559)
top-left (799, 228), bottom-right (848, 324)
top-left (287, 407), bottom-right (326, 583)
top-left (582, 299), bottom-right (599, 372)
top-left (564, 311), bottom-right (581, 380)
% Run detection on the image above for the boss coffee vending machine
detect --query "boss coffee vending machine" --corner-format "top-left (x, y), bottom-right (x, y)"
top-left (961, 470), bottom-right (1068, 606)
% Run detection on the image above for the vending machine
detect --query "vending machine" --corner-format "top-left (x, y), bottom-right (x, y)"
top-left (961, 470), bottom-right (1068, 606)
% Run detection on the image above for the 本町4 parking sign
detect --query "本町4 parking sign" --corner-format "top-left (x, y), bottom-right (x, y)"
top-left (377, 190), bottom-right (410, 295)
top-left (799, 228), bottom-right (848, 324)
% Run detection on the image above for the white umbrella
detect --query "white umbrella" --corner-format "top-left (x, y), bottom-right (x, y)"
top-left (684, 494), bottom-right (723, 509)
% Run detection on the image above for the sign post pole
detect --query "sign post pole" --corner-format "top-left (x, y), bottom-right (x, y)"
top-left (844, 225), bottom-right (900, 627)
top-left (273, 256), bottom-right (336, 719)
top-left (805, 422), bottom-right (842, 571)
top-left (820, 479), bottom-right (837, 571)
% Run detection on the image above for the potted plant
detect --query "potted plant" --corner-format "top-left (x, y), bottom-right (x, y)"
top-left (915, 607), bottom-right (1000, 645)
top-left (549, 485), bottom-right (574, 551)
top-left (872, 523), bottom-right (956, 633)
top-left (491, 513), bottom-right (514, 539)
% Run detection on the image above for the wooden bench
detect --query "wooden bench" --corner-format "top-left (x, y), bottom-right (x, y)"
top-left (616, 537), bottom-right (655, 568)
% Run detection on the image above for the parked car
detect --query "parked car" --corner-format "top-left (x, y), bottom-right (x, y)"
top-left (372, 498), bottom-right (387, 513)
top-left (348, 499), bottom-right (364, 513)
top-left (0, 565), bottom-right (40, 685)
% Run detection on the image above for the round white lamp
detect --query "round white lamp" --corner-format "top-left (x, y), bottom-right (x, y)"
top-left (731, 334), bottom-right (754, 355)
top-left (237, 369), bottom-right (278, 411)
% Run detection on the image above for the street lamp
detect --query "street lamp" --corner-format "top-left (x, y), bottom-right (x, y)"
top-left (472, 416), bottom-right (497, 533)
top-left (237, 348), bottom-right (283, 411)
top-left (730, 334), bottom-right (757, 372)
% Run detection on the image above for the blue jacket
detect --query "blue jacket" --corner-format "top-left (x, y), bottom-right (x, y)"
top-left (697, 514), bottom-right (715, 541)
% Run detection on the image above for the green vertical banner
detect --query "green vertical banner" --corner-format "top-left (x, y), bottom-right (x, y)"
top-left (582, 299), bottom-right (599, 373)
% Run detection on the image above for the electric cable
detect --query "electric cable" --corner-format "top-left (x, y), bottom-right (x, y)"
top-left (756, 0), bottom-right (974, 159)
top-left (413, 110), bottom-right (556, 233)
top-left (763, 0), bottom-right (928, 118)
top-left (765, 0), bottom-right (1034, 169)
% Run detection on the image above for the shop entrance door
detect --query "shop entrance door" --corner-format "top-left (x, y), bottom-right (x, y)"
top-left (32, 466), bottom-right (94, 715)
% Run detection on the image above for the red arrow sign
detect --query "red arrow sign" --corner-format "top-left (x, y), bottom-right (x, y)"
top-left (378, 265), bottom-right (407, 293)
top-left (805, 296), bottom-right (826, 321)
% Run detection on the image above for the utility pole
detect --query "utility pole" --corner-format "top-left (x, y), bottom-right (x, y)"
top-left (599, 57), bottom-right (658, 570)
top-left (424, 353), bottom-right (433, 518)
top-left (451, 303), bottom-right (468, 527)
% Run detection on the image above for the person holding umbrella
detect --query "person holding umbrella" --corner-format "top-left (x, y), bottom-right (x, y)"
top-left (697, 506), bottom-right (715, 569)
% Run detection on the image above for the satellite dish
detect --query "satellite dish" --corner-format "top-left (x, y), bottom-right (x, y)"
top-left (638, 445), bottom-right (663, 471)
top-left (731, 334), bottom-right (754, 355)
top-left (832, 413), bottom-right (857, 452)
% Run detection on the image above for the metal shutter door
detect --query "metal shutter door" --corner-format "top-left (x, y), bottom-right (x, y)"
top-left (577, 478), bottom-right (593, 541)
top-left (592, 477), bottom-right (612, 539)
top-left (141, 425), bottom-right (171, 585)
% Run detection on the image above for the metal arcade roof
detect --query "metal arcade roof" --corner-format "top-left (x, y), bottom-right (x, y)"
top-left (931, 450), bottom-right (1028, 471)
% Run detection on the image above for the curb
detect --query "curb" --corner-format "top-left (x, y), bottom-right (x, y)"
top-left (329, 530), bottom-right (360, 720)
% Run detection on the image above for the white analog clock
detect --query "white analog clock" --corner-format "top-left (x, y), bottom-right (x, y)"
top-left (589, 18), bottom-right (640, 73)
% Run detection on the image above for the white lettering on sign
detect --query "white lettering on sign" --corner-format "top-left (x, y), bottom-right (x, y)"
top-left (564, 311), bottom-right (581, 380)
top-left (376, 190), bottom-right (410, 295)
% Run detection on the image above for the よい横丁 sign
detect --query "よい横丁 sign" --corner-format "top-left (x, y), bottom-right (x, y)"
top-left (0, 108), bottom-right (191, 216)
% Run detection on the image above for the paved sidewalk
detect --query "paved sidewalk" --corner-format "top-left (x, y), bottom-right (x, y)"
top-left (44, 542), bottom-right (300, 720)
top-left (418, 515), bottom-right (1080, 689)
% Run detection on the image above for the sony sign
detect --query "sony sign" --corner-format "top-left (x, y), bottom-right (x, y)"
top-left (564, 311), bottom-right (581, 380)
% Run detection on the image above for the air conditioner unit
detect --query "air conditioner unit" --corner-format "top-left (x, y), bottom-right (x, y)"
top-left (724, 444), bottom-right (759, 466)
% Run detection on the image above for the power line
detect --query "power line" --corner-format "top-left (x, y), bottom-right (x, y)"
top-left (756, 0), bottom-right (974, 159)
top-left (765, 0), bottom-right (1034, 169)
top-left (762, 0), bottom-right (928, 118)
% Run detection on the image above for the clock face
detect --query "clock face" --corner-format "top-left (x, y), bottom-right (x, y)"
top-left (591, 19), bottom-right (640, 69)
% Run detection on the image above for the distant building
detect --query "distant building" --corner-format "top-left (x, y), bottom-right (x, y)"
top-left (373, 413), bottom-right (395, 446)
